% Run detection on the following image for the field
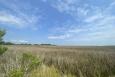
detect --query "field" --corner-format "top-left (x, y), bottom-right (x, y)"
top-left (0, 45), bottom-right (115, 77)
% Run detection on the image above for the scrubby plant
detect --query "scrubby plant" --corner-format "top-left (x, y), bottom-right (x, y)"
top-left (0, 46), bottom-right (8, 55)
top-left (0, 29), bottom-right (5, 43)
top-left (8, 69), bottom-right (24, 77)
top-left (7, 52), bottom-right (41, 77)
top-left (0, 29), bottom-right (7, 55)
top-left (21, 52), bottom-right (41, 76)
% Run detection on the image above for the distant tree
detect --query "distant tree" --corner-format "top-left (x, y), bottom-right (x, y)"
top-left (34, 44), bottom-right (39, 45)
top-left (40, 44), bottom-right (56, 46)
top-left (4, 42), bottom-right (14, 45)
top-left (0, 29), bottom-right (7, 55)
top-left (0, 29), bottom-right (5, 44)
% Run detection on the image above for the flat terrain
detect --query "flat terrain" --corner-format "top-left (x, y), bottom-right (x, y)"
top-left (6, 45), bottom-right (115, 53)
top-left (2, 45), bottom-right (115, 77)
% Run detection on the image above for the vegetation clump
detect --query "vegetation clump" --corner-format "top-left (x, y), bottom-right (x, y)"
top-left (21, 53), bottom-right (41, 73)
top-left (0, 29), bottom-right (7, 55)
top-left (8, 69), bottom-right (24, 77)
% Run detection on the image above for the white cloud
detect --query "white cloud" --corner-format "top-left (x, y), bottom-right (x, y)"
top-left (48, 34), bottom-right (71, 39)
top-left (0, 0), bottom-right (41, 28)
top-left (10, 40), bottom-right (28, 43)
top-left (106, 1), bottom-right (115, 12)
top-left (84, 13), bottom-right (103, 23)
top-left (66, 15), bottom-right (115, 41)
top-left (77, 7), bottom-right (89, 17)
top-left (68, 28), bottom-right (85, 33)
top-left (42, 0), bottom-right (78, 16)
top-left (0, 12), bottom-right (26, 27)
top-left (46, 0), bottom-right (115, 42)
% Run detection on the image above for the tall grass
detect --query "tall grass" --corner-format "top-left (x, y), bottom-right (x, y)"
top-left (1, 45), bottom-right (115, 77)
top-left (40, 50), bottom-right (115, 77)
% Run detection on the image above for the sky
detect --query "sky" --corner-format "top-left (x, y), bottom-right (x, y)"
top-left (0, 0), bottom-right (115, 45)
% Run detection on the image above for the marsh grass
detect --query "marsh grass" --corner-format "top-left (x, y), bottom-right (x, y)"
top-left (30, 65), bottom-right (76, 77)
top-left (0, 45), bottom-right (115, 77)
top-left (41, 51), bottom-right (115, 77)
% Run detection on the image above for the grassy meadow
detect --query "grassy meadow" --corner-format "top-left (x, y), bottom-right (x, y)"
top-left (0, 45), bottom-right (115, 77)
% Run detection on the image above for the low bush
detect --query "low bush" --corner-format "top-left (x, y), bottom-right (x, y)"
top-left (0, 46), bottom-right (8, 55)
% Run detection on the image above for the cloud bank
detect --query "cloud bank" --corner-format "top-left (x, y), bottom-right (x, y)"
top-left (45, 0), bottom-right (115, 44)
top-left (0, 0), bottom-right (40, 28)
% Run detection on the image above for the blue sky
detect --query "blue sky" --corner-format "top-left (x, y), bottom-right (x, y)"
top-left (0, 0), bottom-right (115, 45)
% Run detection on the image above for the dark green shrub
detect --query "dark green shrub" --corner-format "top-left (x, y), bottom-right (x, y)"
top-left (0, 29), bottom-right (7, 55)
top-left (21, 53), bottom-right (41, 73)
top-left (8, 69), bottom-right (24, 77)
top-left (0, 29), bottom-right (5, 44)
top-left (0, 46), bottom-right (8, 55)
top-left (7, 53), bottom-right (41, 77)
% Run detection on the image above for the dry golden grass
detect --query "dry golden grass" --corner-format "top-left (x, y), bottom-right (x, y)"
top-left (1, 45), bottom-right (115, 77)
